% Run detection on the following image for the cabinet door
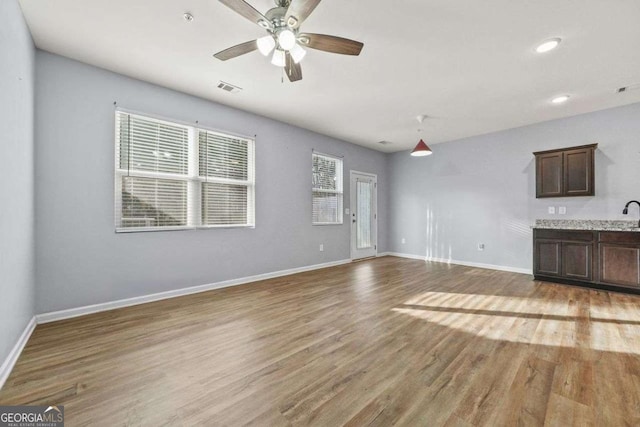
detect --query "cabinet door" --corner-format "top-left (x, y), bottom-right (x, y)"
top-left (535, 240), bottom-right (561, 276)
top-left (564, 148), bottom-right (594, 196)
top-left (599, 244), bottom-right (640, 287)
top-left (536, 153), bottom-right (563, 197)
top-left (562, 242), bottom-right (593, 281)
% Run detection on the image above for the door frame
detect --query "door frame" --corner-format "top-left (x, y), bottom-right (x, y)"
top-left (349, 170), bottom-right (378, 260)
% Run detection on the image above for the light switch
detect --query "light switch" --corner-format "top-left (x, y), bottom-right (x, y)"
top-left (548, 207), bottom-right (556, 214)
top-left (345, 208), bottom-right (350, 215)
top-left (559, 206), bottom-right (567, 215)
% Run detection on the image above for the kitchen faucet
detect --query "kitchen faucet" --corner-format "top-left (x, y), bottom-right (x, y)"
top-left (623, 200), bottom-right (640, 227)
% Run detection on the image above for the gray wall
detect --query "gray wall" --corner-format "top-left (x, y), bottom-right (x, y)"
top-left (34, 51), bottom-right (389, 314)
top-left (0, 1), bottom-right (35, 363)
top-left (389, 102), bottom-right (640, 272)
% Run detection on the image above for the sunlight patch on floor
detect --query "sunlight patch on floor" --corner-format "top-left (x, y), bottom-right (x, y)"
top-left (395, 291), bottom-right (640, 354)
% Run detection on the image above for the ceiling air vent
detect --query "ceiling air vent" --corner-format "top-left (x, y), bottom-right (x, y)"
top-left (617, 83), bottom-right (640, 93)
top-left (217, 81), bottom-right (242, 93)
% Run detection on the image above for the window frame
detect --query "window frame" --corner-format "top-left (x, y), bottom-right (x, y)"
top-left (114, 109), bottom-right (255, 233)
top-left (312, 151), bottom-right (344, 226)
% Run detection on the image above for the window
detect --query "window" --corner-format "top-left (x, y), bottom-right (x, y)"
top-left (115, 111), bottom-right (255, 232)
top-left (312, 152), bottom-right (343, 225)
top-left (199, 130), bottom-right (254, 226)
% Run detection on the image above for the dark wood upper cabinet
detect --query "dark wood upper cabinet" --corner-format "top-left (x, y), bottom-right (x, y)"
top-left (534, 144), bottom-right (596, 198)
top-left (536, 152), bottom-right (563, 197)
top-left (564, 147), bottom-right (594, 196)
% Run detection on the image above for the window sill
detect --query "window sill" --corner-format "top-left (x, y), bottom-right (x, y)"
top-left (115, 224), bottom-right (255, 233)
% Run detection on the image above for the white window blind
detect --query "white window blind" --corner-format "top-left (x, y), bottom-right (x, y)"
top-left (115, 111), bottom-right (255, 232)
top-left (312, 152), bottom-right (343, 225)
top-left (199, 130), bottom-right (255, 226)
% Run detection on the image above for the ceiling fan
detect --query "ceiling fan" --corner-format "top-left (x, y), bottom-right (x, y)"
top-left (213, 0), bottom-right (364, 82)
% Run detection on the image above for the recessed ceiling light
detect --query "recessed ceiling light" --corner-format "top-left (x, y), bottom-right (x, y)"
top-left (551, 95), bottom-right (570, 104)
top-left (536, 38), bottom-right (561, 53)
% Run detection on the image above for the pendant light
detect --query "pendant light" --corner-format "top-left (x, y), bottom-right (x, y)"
top-left (410, 115), bottom-right (433, 157)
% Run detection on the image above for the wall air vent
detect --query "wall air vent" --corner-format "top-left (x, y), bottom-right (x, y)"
top-left (617, 83), bottom-right (640, 93)
top-left (217, 81), bottom-right (242, 93)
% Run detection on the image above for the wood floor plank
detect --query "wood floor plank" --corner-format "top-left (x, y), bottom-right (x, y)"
top-left (497, 356), bottom-right (556, 426)
top-left (1, 256), bottom-right (640, 426)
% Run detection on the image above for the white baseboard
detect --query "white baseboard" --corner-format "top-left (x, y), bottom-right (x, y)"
top-left (36, 258), bottom-right (352, 324)
top-left (0, 316), bottom-right (37, 390)
top-left (387, 252), bottom-right (532, 275)
top-left (376, 252), bottom-right (392, 257)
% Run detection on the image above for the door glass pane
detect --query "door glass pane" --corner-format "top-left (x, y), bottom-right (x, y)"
top-left (356, 180), bottom-right (372, 249)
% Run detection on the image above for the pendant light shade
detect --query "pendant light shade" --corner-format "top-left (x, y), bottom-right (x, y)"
top-left (411, 115), bottom-right (433, 157)
top-left (411, 139), bottom-right (433, 156)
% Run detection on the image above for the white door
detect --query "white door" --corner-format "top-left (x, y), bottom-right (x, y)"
top-left (350, 171), bottom-right (377, 260)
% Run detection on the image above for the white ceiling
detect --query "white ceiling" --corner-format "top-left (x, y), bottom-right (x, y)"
top-left (18, 0), bottom-right (640, 152)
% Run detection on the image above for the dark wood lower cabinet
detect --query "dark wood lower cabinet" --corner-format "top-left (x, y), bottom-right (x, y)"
top-left (562, 242), bottom-right (592, 281)
top-left (535, 240), bottom-right (561, 276)
top-left (597, 229), bottom-right (640, 290)
top-left (533, 229), bottom-right (640, 294)
top-left (600, 245), bottom-right (640, 287)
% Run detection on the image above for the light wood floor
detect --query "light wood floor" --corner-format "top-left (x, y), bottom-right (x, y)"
top-left (2, 256), bottom-right (640, 426)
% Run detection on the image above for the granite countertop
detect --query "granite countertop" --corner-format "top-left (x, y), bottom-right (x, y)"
top-left (533, 219), bottom-right (640, 232)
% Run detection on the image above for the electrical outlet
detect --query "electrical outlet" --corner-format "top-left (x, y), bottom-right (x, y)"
top-left (319, 244), bottom-right (324, 252)
top-left (401, 238), bottom-right (406, 244)
top-left (477, 243), bottom-right (485, 251)
top-left (548, 206), bottom-right (556, 214)
top-left (559, 206), bottom-right (567, 215)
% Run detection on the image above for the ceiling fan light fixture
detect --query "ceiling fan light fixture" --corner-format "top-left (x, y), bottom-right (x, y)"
top-left (213, 0), bottom-right (365, 83)
top-left (257, 35), bottom-right (276, 56)
top-left (290, 43), bottom-right (306, 63)
top-left (271, 49), bottom-right (286, 67)
top-left (278, 29), bottom-right (297, 51)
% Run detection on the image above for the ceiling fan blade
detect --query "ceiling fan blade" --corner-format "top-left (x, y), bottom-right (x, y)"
top-left (213, 40), bottom-right (258, 61)
top-left (218, 0), bottom-right (271, 29)
top-left (285, 0), bottom-right (321, 29)
top-left (285, 52), bottom-right (303, 82)
top-left (298, 33), bottom-right (363, 56)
